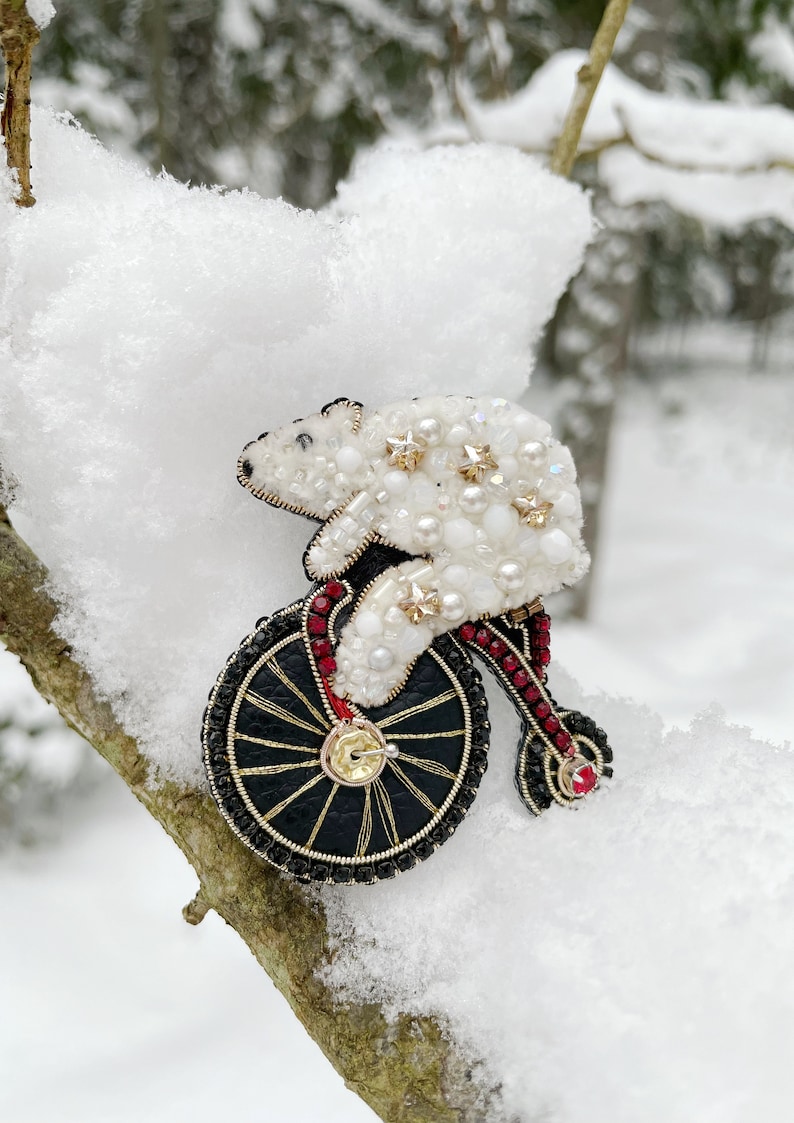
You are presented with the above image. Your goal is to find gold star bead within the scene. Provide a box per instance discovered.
[512,491,554,528]
[386,431,425,472]
[398,582,441,624]
[457,443,499,482]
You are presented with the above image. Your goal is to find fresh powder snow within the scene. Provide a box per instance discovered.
[2,107,793,1123]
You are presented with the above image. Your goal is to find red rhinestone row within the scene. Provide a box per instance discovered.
[308,580,345,678]
[458,619,573,755]
[529,612,552,678]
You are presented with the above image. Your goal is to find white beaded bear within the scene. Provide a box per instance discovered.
[238,395,588,707]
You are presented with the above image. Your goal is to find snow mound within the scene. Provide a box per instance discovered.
[0,109,591,783]
[322,683,794,1122]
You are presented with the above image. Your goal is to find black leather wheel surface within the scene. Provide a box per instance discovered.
[203,607,490,884]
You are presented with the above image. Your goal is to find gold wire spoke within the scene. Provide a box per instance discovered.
[260,772,327,823]
[243,689,326,737]
[234,734,319,754]
[266,655,330,729]
[386,760,439,815]
[394,752,458,781]
[305,782,340,848]
[388,729,466,740]
[238,760,322,777]
[377,689,459,729]
[356,787,373,857]
[372,778,400,847]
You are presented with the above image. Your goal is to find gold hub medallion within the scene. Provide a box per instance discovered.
[321,718,390,786]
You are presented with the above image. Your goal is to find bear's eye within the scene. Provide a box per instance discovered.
[295,432,313,450]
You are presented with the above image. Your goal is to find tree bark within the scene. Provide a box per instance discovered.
[0,500,502,1123]
[1,1,40,206]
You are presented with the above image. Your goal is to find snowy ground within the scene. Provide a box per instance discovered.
[1,323,791,1121]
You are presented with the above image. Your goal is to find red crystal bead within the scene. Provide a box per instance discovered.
[502,654,519,673]
[318,656,337,677]
[536,649,551,665]
[572,763,598,795]
[312,595,332,615]
[555,730,573,751]
[311,639,332,658]
[544,716,560,733]
[513,669,530,688]
[459,623,477,642]
[532,632,550,648]
[476,628,492,648]
[535,614,551,632]
[307,615,327,635]
[325,581,344,600]
[534,701,551,719]
[489,639,507,659]
[524,684,541,703]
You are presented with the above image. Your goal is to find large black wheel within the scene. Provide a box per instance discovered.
[203,603,490,884]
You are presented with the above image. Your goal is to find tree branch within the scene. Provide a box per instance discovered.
[0,498,501,1121]
[1,1,40,207]
[549,0,634,178]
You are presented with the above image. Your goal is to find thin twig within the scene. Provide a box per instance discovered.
[1,1,41,207]
[549,0,634,178]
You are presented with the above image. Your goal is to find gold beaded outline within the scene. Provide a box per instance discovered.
[204,617,478,872]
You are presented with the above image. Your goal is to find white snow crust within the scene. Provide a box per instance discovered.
[24,0,55,30]
[422,50,794,231]
[322,685,794,1122]
[0,109,591,784]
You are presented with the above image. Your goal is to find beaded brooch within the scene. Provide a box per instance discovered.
[203,395,613,884]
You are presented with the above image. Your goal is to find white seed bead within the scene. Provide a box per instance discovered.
[384,470,410,494]
[414,514,444,549]
[553,491,576,517]
[369,646,394,671]
[416,417,442,445]
[495,560,525,591]
[355,610,383,638]
[444,517,476,549]
[440,592,467,622]
[482,505,515,540]
[336,445,364,474]
[540,529,573,564]
[443,563,470,588]
[459,484,488,516]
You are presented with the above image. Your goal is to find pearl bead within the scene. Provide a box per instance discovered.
[416,417,442,446]
[520,441,548,469]
[540,529,573,564]
[459,485,488,516]
[369,646,394,671]
[413,514,443,549]
[495,560,525,591]
[440,592,467,622]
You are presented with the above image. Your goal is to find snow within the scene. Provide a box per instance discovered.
[750,13,794,85]
[0,110,590,785]
[2,104,793,1123]
[0,773,378,1123]
[423,50,794,231]
[24,0,55,30]
[2,326,792,1121]
[318,336,794,1122]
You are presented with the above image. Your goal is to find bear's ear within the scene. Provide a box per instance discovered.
[321,397,363,434]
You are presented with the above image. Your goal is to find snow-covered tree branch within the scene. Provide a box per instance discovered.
[0,498,501,1123]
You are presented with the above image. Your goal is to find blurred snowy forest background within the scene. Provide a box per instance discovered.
[2,2,793,1120]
